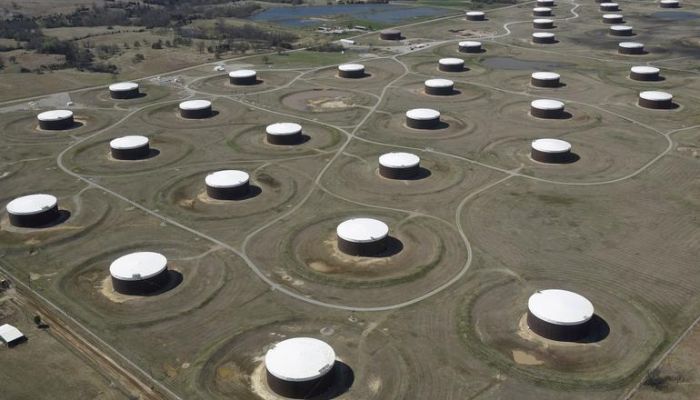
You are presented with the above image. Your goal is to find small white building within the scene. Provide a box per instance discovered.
[0,324,25,347]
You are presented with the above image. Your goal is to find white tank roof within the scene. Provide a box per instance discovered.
[110,135,149,150]
[425,78,454,88]
[439,57,465,65]
[109,82,139,92]
[381,28,400,34]
[379,152,420,168]
[406,108,440,120]
[338,63,365,72]
[531,99,565,110]
[600,2,619,6]
[640,91,672,101]
[265,337,336,382]
[6,194,57,216]
[37,110,73,122]
[109,251,167,281]
[610,25,632,31]
[619,41,644,48]
[531,138,572,153]
[336,218,389,243]
[533,7,552,11]
[466,11,485,16]
[179,100,211,110]
[660,0,678,3]
[459,40,482,47]
[531,72,560,80]
[533,18,554,23]
[603,13,623,18]
[536,0,553,3]
[205,170,250,188]
[266,122,302,136]
[228,69,256,78]
[528,289,594,326]
[532,32,555,38]
[631,66,659,74]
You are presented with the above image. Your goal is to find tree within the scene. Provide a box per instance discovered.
[0,56,4,70]
[34,315,49,329]
[132,53,145,63]
[133,40,141,48]
[151,39,163,49]
[196,41,205,54]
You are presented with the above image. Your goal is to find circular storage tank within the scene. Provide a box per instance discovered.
[599,2,620,11]
[266,122,303,145]
[205,170,251,200]
[531,138,573,163]
[6,194,60,228]
[630,66,660,81]
[466,11,485,21]
[536,0,555,7]
[337,63,365,78]
[229,69,257,85]
[531,72,561,88]
[379,152,421,179]
[110,135,150,160]
[179,100,212,119]
[438,57,465,72]
[602,13,624,23]
[458,40,483,53]
[109,82,140,99]
[336,218,389,256]
[424,78,455,95]
[659,0,679,7]
[533,18,555,29]
[380,29,401,40]
[530,99,565,118]
[265,337,336,399]
[405,108,441,129]
[618,41,644,55]
[638,91,673,109]
[37,110,74,130]
[532,32,556,44]
[109,252,169,295]
[533,7,553,16]
[527,289,595,341]
[609,25,633,36]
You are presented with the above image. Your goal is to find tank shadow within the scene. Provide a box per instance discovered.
[308,361,355,400]
[402,167,432,181]
[366,236,403,258]
[143,270,183,297]
[576,314,610,343]
[30,210,71,228]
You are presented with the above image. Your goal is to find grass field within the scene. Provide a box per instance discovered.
[1,0,699,399]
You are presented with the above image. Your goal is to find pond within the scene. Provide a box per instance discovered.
[249,4,450,26]
[481,57,573,71]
